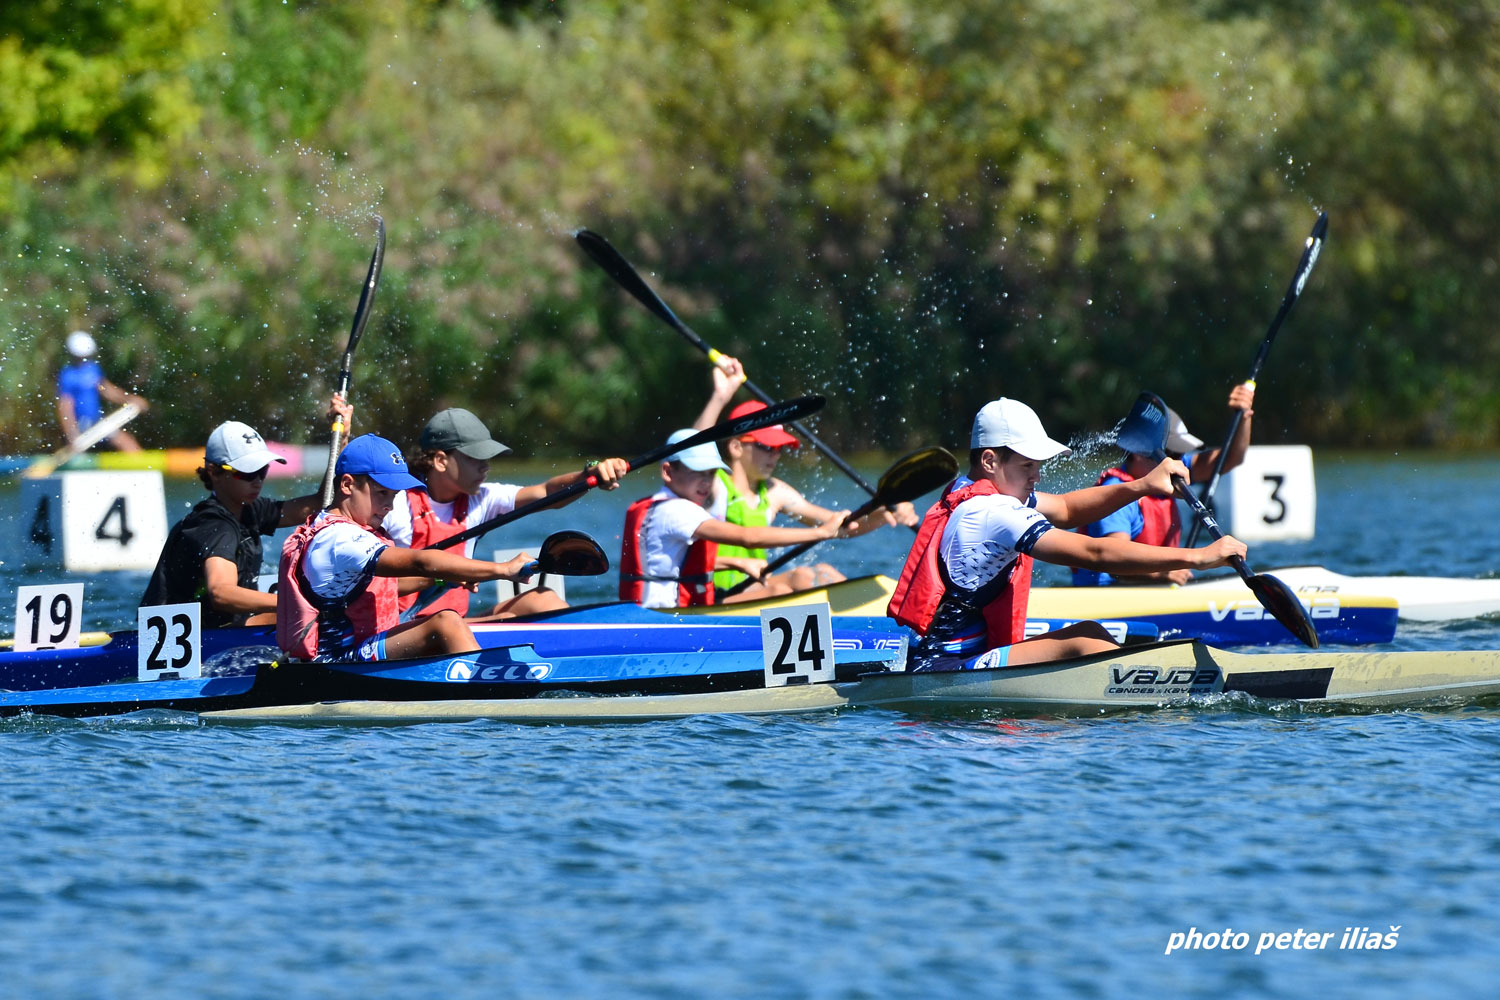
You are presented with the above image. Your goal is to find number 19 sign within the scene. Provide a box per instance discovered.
[13,583,85,652]
[137,603,202,681]
[760,603,835,687]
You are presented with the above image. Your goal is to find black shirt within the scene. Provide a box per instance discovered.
[141,495,286,628]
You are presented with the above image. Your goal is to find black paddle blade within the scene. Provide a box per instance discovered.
[537,530,610,576]
[1246,572,1320,648]
[345,216,386,359]
[1117,391,1170,457]
[575,229,690,335]
[876,447,959,506]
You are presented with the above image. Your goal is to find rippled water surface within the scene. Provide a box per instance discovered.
[3,453,1499,997]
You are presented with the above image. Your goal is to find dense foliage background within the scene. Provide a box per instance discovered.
[3,0,1498,455]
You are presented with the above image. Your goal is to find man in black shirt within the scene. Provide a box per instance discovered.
[141,404,348,627]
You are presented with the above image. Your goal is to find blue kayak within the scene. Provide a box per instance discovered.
[0,638,902,719]
[0,607,910,695]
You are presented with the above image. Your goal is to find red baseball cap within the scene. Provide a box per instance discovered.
[729,400,800,449]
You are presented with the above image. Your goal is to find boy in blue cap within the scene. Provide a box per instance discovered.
[278,434,536,662]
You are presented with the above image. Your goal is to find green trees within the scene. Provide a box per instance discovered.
[3,0,1498,454]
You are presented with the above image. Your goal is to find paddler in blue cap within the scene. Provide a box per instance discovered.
[1072,384,1255,586]
[277,433,537,662]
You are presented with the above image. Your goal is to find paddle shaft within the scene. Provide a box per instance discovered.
[1185,212,1327,546]
[574,230,890,506]
[319,216,386,508]
[25,403,142,478]
[425,395,826,552]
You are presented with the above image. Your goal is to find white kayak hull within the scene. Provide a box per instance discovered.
[1236,565,1500,621]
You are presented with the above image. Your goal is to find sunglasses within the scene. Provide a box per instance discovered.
[745,441,783,455]
[220,464,270,482]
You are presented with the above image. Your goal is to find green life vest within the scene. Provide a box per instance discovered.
[713,468,771,591]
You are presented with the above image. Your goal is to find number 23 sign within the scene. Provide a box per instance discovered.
[137,603,202,681]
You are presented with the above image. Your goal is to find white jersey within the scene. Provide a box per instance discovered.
[302,513,389,602]
[937,476,1052,590]
[382,482,523,558]
[638,487,713,609]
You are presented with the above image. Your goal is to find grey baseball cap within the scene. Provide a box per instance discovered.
[420,408,511,460]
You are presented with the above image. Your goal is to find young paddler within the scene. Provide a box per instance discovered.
[691,357,918,598]
[381,408,629,618]
[889,398,1248,671]
[277,434,535,661]
[140,396,350,628]
[619,429,848,609]
[1072,384,1255,585]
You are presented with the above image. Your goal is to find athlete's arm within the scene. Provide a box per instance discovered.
[1036,457,1188,528]
[202,556,276,615]
[1031,529,1244,577]
[693,510,846,548]
[372,545,533,584]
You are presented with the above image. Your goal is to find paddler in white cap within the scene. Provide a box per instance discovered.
[888,397,1247,671]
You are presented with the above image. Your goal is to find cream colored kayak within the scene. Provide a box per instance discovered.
[669,575,1399,645]
[202,640,1500,723]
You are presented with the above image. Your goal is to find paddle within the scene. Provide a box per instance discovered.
[718,446,959,600]
[410,529,610,614]
[318,216,386,508]
[423,394,828,552]
[21,402,142,479]
[1120,391,1318,648]
[1183,211,1328,547]
[574,229,895,512]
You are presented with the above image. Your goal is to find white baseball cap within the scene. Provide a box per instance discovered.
[662,428,729,472]
[970,398,1072,461]
[206,421,288,472]
[1163,406,1205,454]
[66,331,97,358]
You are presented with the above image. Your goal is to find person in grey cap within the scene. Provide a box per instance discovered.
[619,428,849,609]
[382,407,630,619]
[140,396,352,628]
[1073,383,1255,586]
[888,398,1247,671]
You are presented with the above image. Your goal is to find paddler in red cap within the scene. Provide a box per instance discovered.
[691,358,919,598]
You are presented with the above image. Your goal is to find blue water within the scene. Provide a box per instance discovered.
[3,452,1499,997]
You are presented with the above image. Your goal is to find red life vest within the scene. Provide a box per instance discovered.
[277,511,401,660]
[1093,467,1180,547]
[887,478,1033,648]
[397,488,472,618]
[619,495,718,607]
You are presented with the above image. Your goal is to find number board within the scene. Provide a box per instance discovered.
[1217,445,1316,543]
[12,583,86,651]
[760,602,835,687]
[19,471,168,572]
[137,602,202,681]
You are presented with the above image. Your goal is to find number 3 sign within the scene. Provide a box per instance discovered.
[137,603,202,681]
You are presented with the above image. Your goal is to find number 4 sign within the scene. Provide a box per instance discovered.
[760,603,835,687]
[137,603,202,681]
[13,583,85,651]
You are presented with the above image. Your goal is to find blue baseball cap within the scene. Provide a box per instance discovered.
[335,434,426,491]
